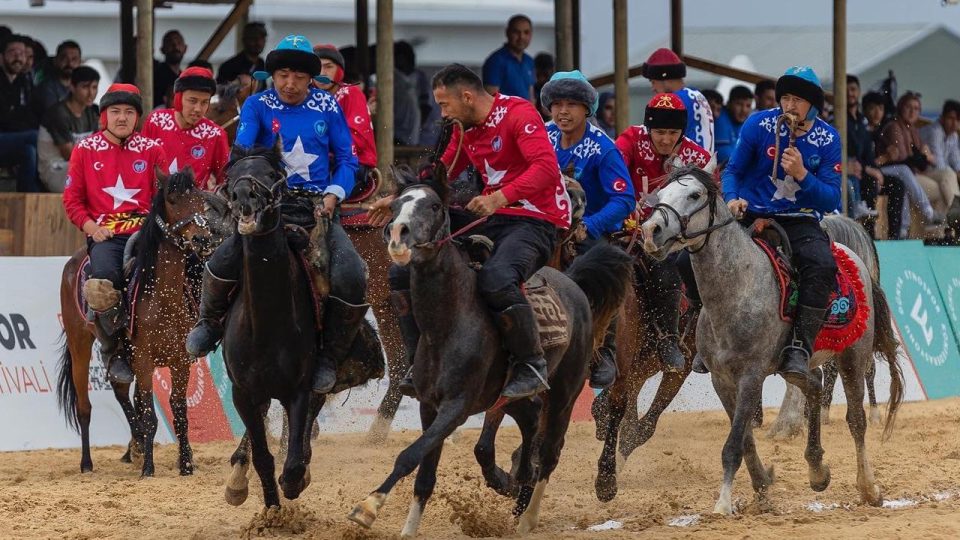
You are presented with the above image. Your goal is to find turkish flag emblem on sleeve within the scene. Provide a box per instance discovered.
[272,118,281,134]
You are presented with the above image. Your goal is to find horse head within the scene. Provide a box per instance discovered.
[640,166,731,260]
[158,167,215,257]
[224,140,287,235]
[384,163,450,266]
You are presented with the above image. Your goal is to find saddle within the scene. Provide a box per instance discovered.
[341,168,383,229]
[750,219,870,352]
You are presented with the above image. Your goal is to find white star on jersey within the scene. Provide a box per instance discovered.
[102,175,142,210]
[483,159,507,186]
[282,136,320,183]
[168,157,180,174]
[771,175,802,202]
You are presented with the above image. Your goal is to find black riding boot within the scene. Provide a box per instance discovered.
[649,288,686,373]
[779,305,827,392]
[590,315,619,389]
[497,304,551,400]
[91,304,134,385]
[391,290,421,398]
[185,265,236,358]
[313,296,369,394]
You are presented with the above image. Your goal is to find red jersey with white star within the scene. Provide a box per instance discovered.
[442,94,570,228]
[141,109,230,189]
[63,131,169,235]
[334,84,377,168]
[615,124,713,197]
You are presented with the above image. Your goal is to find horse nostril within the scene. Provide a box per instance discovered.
[653,224,662,236]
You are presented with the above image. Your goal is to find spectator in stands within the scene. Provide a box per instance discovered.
[641,48,714,153]
[533,52,554,119]
[0,34,42,192]
[36,40,82,111]
[217,22,266,85]
[754,79,776,110]
[595,91,616,139]
[38,66,99,192]
[393,40,422,145]
[714,85,752,165]
[153,30,187,109]
[701,88,723,123]
[877,92,951,236]
[862,91,887,136]
[482,14,535,101]
[920,99,960,227]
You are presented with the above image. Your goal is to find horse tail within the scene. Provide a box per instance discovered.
[821,214,879,282]
[871,281,903,441]
[565,243,634,349]
[56,331,80,432]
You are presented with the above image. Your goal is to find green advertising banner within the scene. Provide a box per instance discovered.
[875,241,960,399]
[926,247,960,352]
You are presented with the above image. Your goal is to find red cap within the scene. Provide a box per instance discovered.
[641,48,686,80]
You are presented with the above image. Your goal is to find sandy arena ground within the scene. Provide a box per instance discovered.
[2,397,959,539]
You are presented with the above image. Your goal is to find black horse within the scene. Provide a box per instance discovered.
[348,165,633,536]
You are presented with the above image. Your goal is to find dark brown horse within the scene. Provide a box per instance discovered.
[57,169,213,475]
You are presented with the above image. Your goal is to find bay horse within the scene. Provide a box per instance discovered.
[347,165,633,536]
[57,169,213,475]
[641,167,903,514]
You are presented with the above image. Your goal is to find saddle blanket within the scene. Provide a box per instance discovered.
[524,274,570,349]
[754,240,870,352]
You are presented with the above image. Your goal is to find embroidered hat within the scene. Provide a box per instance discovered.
[254,34,324,81]
[540,70,599,116]
[641,48,686,81]
[644,92,687,130]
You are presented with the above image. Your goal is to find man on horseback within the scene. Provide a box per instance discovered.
[313,44,378,198]
[540,70,634,387]
[370,63,570,400]
[719,66,841,390]
[186,34,366,394]
[63,83,168,384]
[616,93,713,372]
[141,66,229,190]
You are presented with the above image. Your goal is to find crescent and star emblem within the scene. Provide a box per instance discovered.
[94,161,104,171]
[524,123,536,134]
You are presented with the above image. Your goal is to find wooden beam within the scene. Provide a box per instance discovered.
[119,0,135,84]
[375,0,394,192]
[135,0,153,109]
[554,0,574,72]
[834,0,848,214]
[356,0,370,84]
[571,0,580,69]
[234,0,249,54]
[670,0,682,55]
[613,0,628,134]
[195,0,253,62]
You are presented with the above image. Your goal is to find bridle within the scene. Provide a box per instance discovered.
[390,184,490,250]
[226,155,287,234]
[154,211,209,253]
[650,181,735,253]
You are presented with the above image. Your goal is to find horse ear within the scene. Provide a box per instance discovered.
[431,162,450,205]
[390,165,415,194]
[272,135,284,164]
[155,166,168,191]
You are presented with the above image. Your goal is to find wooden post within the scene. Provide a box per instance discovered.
[119,0,135,84]
[670,0,682,55]
[375,0,394,192]
[554,0,574,72]
[571,0,580,70]
[234,0,250,55]
[356,0,370,85]
[834,0,848,214]
[613,0,629,134]
[135,0,153,109]
[196,0,254,62]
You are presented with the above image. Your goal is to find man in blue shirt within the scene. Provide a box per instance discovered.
[714,85,754,165]
[187,35,366,395]
[541,70,634,388]
[482,14,536,102]
[641,48,714,153]
[716,66,841,391]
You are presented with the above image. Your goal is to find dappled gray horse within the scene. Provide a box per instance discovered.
[640,167,903,514]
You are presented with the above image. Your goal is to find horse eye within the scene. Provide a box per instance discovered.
[688,192,702,201]
[431,203,441,211]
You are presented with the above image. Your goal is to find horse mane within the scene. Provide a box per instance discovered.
[391,162,450,203]
[227,144,283,173]
[135,169,196,288]
[663,165,720,198]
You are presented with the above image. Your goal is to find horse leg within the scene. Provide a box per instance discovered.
[595,379,627,503]
[800,364,830,492]
[400,403,444,539]
[233,392,280,508]
[349,400,465,529]
[591,388,610,441]
[711,374,762,515]
[299,393,326,492]
[865,361,881,426]
[133,371,158,478]
[474,409,513,496]
[839,351,882,506]
[619,365,687,461]
[820,360,840,425]
[70,337,95,473]
[767,384,806,440]
[279,390,311,500]
[225,431,252,506]
[112,382,139,463]
[170,366,194,476]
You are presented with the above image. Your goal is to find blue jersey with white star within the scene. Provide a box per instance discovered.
[721,108,841,220]
[546,121,635,238]
[235,88,359,199]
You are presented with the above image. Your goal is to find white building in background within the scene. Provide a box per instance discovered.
[0,0,555,77]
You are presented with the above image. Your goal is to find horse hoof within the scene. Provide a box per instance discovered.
[180,462,194,476]
[224,485,249,506]
[595,474,618,503]
[810,465,831,492]
[348,493,387,529]
[712,501,734,515]
[120,450,132,463]
[516,514,538,535]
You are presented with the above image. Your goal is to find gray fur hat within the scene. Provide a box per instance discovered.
[540,70,599,116]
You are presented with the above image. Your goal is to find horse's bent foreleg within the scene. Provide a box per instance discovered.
[279,390,311,501]
[349,400,466,530]
[475,409,513,496]
[839,352,882,506]
[233,392,280,508]
[170,366,194,476]
[620,365,689,460]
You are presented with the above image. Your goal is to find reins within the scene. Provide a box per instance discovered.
[651,184,735,253]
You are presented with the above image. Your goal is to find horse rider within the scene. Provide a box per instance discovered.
[313,44,378,199]
[63,84,169,384]
[641,48,715,154]
[709,66,842,390]
[540,70,634,388]
[616,93,713,373]
[141,66,230,190]
[186,34,366,395]
[369,63,571,400]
